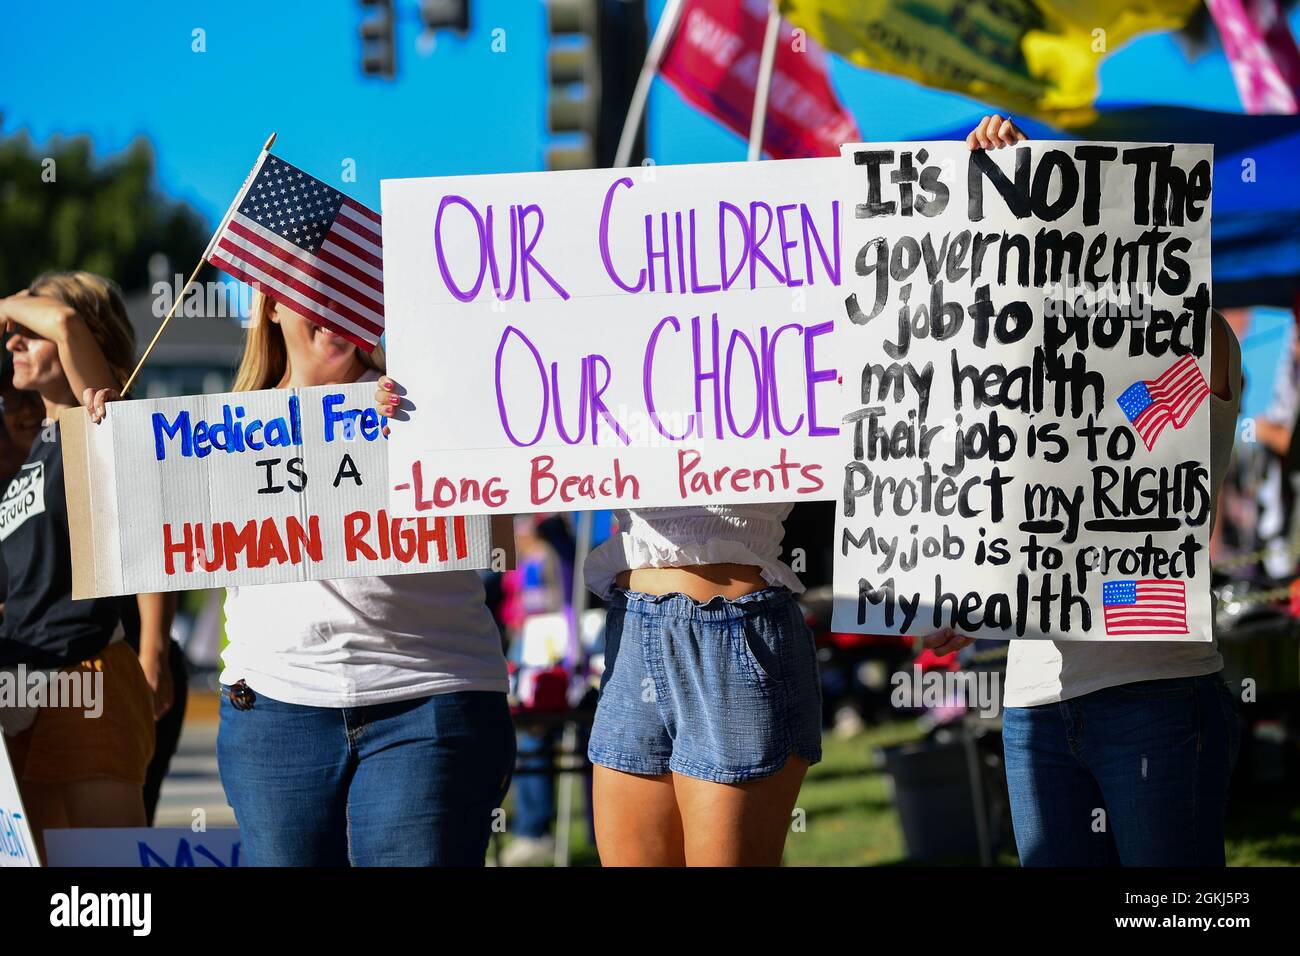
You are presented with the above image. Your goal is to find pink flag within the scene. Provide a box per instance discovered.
[1207,0,1300,113]
[658,0,860,159]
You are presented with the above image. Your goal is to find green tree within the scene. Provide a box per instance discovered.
[0,119,210,294]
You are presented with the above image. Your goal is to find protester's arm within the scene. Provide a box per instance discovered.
[137,591,177,720]
[0,292,122,400]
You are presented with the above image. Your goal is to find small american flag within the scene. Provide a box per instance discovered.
[1101,579,1188,636]
[1115,354,1210,451]
[206,153,383,351]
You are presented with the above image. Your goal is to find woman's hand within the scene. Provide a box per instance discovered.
[966,113,1027,150]
[375,375,403,436]
[921,627,975,656]
[83,386,122,424]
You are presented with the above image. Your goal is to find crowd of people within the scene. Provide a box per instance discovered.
[0,117,1254,867]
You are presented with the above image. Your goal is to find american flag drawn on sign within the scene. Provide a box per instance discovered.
[1115,354,1210,451]
[205,152,384,351]
[1101,579,1189,637]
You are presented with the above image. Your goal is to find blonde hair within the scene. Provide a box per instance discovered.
[232,290,384,392]
[29,271,136,387]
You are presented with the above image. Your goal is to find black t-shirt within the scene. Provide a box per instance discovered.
[0,425,120,667]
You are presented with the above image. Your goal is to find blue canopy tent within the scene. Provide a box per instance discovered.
[919,106,1300,309]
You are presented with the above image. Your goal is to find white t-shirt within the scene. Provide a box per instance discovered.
[1004,316,1242,707]
[219,371,507,707]
[584,504,802,599]
[221,570,507,707]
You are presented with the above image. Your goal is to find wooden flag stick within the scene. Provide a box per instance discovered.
[120,132,278,398]
[747,1,781,162]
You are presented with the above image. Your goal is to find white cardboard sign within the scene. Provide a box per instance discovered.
[62,382,495,598]
[0,743,37,868]
[43,827,242,867]
[380,159,850,516]
[830,141,1215,641]
[0,739,38,867]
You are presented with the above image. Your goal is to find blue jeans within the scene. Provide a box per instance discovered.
[1003,673,1241,866]
[218,687,515,866]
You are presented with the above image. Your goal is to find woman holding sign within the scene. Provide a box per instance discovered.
[929,115,1244,867]
[377,378,822,866]
[92,292,514,867]
[1,272,162,859]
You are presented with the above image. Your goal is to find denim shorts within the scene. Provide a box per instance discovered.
[588,586,822,784]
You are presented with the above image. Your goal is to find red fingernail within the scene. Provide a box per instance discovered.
[383,381,393,391]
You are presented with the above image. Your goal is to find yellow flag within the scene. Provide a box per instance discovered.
[778,0,1201,126]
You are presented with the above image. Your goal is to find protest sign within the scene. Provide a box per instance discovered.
[0,741,38,867]
[831,141,1215,641]
[61,382,497,598]
[44,827,241,867]
[380,159,848,516]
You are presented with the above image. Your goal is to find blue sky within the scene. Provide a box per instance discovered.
[0,0,1278,225]
[0,0,1293,410]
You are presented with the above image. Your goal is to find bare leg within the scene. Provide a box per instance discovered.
[17,780,68,865]
[592,766,685,866]
[674,756,808,866]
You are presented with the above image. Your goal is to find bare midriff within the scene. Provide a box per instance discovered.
[615,563,769,603]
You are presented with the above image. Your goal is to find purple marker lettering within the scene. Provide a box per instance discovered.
[587,354,630,446]
[724,328,763,439]
[436,195,487,302]
[692,313,723,439]
[517,204,570,302]
[801,201,841,286]
[600,177,645,293]
[766,323,805,437]
[643,316,694,441]
[485,203,519,300]
[719,202,749,291]
[748,201,785,287]
[688,208,720,294]
[495,326,549,446]
[646,212,671,293]
[550,358,589,445]
[804,319,839,437]
[776,203,802,288]
[674,211,687,295]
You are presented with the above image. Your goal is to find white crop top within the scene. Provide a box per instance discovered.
[583,504,803,599]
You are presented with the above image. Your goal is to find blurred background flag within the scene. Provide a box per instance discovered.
[776,0,1204,126]
[205,152,384,351]
[1207,0,1300,112]
[656,0,860,158]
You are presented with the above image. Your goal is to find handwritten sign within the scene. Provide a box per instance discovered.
[831,141,1215,641]
[380,159,849,516]
[61,382,494,598]
[0,741,37,867]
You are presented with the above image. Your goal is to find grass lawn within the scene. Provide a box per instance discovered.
[503,719,1299,867]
